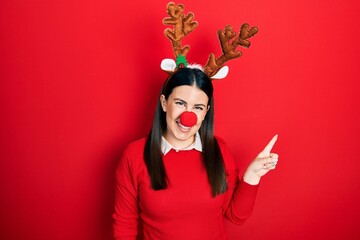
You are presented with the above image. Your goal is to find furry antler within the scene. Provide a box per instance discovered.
[203,24,258,77]
[162,2,198,58]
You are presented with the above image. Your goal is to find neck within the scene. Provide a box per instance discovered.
[173,139,195,150]
[163,133,195,149]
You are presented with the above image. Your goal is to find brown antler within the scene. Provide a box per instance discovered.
[203,24,258,77]
[163,2,198,58]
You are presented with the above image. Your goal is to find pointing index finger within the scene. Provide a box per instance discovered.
[262,134,278,156]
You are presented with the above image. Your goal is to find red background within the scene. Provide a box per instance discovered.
[1,0,360,239]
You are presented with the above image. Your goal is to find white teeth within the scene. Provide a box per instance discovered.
[177,121,190,130]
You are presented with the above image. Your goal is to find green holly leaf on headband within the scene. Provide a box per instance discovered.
[176,54,188,68]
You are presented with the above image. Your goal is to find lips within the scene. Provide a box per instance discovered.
[176,120,191,132]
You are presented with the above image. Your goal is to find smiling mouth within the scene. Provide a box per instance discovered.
[176,120,191,132]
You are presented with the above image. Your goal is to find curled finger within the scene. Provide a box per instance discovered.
[264,159,278,170]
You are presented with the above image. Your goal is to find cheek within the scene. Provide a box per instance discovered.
[195,112,207,124]
[166,106,182,121]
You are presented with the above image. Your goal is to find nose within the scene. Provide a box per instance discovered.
[179,111,197,127]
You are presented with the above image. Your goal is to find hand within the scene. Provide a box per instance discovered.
[243,135,279,185]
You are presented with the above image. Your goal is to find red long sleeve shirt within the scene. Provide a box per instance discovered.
[113,137,259,240]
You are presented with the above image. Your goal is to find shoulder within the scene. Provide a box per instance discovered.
[124,137,147,154]
[116,137,148,189]
[215,135,227,146]
[119,137,147,168]
[214,135,231,153]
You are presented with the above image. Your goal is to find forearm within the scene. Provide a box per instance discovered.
[224,178,259,224]
[243,169,261,185]
[113,209,139,239]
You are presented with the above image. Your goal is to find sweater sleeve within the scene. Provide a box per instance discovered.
[220,140,259,225]
[113,146,140,240]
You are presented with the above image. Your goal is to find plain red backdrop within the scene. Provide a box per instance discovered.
[1,0,359,239]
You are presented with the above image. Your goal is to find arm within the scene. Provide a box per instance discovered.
[113,147,140,240]
[222,162,259,225]
[222,135,279,224]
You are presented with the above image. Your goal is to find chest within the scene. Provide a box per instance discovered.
[138,150,223,219]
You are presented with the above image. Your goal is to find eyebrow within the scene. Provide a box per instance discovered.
[174,98,207,107]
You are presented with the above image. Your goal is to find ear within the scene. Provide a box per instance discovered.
[161,59,176,72]
[160,95,167,112]
[210,66,229,79]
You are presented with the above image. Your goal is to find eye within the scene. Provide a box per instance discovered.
[193,105,205,112]
[175,101,186,107]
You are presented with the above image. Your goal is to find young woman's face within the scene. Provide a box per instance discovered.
[161,85,209,148]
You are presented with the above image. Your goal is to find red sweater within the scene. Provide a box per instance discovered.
[113,137,259,240]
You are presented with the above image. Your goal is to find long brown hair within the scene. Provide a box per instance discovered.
[144,68,227,196]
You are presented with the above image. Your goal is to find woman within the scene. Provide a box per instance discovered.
[113,68,278,240]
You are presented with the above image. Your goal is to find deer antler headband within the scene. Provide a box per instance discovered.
[160,2,259,79]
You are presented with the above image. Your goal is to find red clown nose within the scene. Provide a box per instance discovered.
[179,111,197,127]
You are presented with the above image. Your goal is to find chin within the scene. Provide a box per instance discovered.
[173,131,194,141]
